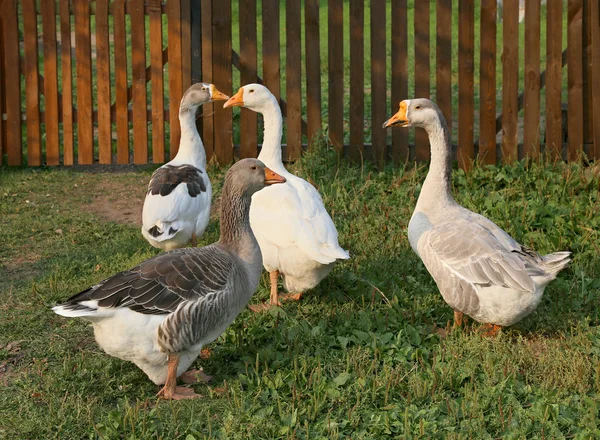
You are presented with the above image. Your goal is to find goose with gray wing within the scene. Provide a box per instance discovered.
[383,99,571,334]
[53,159,286,400]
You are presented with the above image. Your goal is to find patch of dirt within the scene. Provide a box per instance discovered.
[0,341,25,385]
[86,176,148,225]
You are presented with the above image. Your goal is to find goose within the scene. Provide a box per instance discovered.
[383,99,571,335]
[223,84,350,310]
[53,159,286,400]
[141,83,229,251]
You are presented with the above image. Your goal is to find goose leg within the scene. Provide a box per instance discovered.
[453,310,464,329]
[157,354,201,400]
[191,233,198,247]
[480,323,502,337]
[249,270,282,312]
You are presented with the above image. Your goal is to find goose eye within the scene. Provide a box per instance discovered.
[202,87,206,91]
[249,89,255,93]
[415,105,421,109]
[251,166,257,170]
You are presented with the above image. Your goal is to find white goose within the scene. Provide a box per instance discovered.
[383,99,571,334]
[141,83,229,251]
[224,84,350,310]
[53,159,286,400]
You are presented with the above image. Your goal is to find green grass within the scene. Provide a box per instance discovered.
[1,145,600,438]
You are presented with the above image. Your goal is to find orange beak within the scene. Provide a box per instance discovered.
[383,101,409,128]
[209,84,229,101]
[264,167,286,185]
[223,88,244,108]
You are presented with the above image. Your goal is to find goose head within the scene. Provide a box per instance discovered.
[382,99,441,130]
[179,83,229,115]
[223,84,275,112]
[226,158,286,197]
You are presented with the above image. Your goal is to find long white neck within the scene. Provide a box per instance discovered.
[174,109,206,168]
[415,117,456,213]
[256,95,286,174]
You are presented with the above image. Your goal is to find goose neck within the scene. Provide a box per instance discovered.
[218,185,256,256]
[256,96,284,171]
[175,109,206,167]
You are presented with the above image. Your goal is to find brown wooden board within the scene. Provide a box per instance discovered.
[113,0,129,164]
[181,0,192,91]
[349,0,364,162]
[286,0,302,160]
[23,0,42,166]
[479,0,497,164]
[262,0,280,102]
[545,0,563,159]
[458,0,474,169]
[212,0,233,163]
[328,0,343,153]
[168,0,183,158]
[502,0,519,163]
[591,0,600,159]
[370,0,386,166]
[582,0,593,155]
[523,0,541,159]
[239,0,258,159]
[131,0,148,164]
[0,18,4,164]
[305,0,322,147]
[59,0,73,165]
[436,0,452,147]
[2,0,21,165]
[567,0,584,161]
[74,0,94,164]
[96,0,112,164]
[201,0,214,160]
[391,0,408,163]
[41,0,60,165]
[149,0,165,164]
[414,0,430,162]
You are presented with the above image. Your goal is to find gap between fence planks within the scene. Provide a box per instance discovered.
[349,0,364,163]
[436,0,452,154]
[286,0,302,161]
[414,0,430,162]
[371,0,386,166]
[502,0,519,164]
[305,0,322,147]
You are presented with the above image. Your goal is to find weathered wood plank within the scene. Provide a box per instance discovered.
[239,0,258,159]
[436,0,452,148]
[0,17,4,164]
[23,0,42,165]
[306,0,322,147]
[590,0,600,159]
[113,0,129,164]
[545,0,563,159]
[74,0,94,164]
[567,0,584,161]
[391,0,408,163]
[286,0,302,160]
[96,0,112,164]
[479,0,496,164]
[414,0,430,162]
[59,0,73,165]
[168,0,183,158]
[201,0,214,160]
[41,0,60,165]
[181,0,192,91]
[349,0,364,162]
[212,0,233,163]
[2,0,21,165]
[458,0,474,169]
[502,0,519,163]
[262,0,280,102]
[149,0,165,163]
[371,0,386,165]
[131,0,148,164]
[523,0,540,159]
[328,0,343,153]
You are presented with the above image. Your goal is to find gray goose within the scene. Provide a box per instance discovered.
[383,99,571,335]
[53,159,286,400]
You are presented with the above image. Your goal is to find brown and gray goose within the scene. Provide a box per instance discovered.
[383,99,571,335]
[53,159,286,400]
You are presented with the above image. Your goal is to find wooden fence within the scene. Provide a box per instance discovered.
[0,0,599,167]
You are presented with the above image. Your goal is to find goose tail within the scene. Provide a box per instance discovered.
[144,220,179,243]
[542,251,571,276]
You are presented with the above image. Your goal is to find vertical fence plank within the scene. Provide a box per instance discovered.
[59,0,73,165]
[96,0,112,164]
[414,0,430,162]
[568,0,584,161]
[370,0,386,166]
[436,0,452,146]
[582,0,593,157]
[212,0,233,163]
[131,0,148,164]
[306,0,322,146]
[201,0,214,160]
[239,0,258,159]
[591,0,600,159]
[458,0,474,169]
[74,0,93,164]
[263,0,280,103]
[168,0,183,158]
[545,0,563,159]
[0,17,4,165]
[149,0,165,163]
[523,0,540,159]
[190,0,203,142]
[479,0,497,164]
[22,0,41,166]
[181,0,192,91]
[349,0,364,162]
[113,0,129,164]
[328,0,343,153]
[286,0,302,160]
[501,0,519,163]
[41,0,60,165]
[2,0,21,165]
[391,0,408,163]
